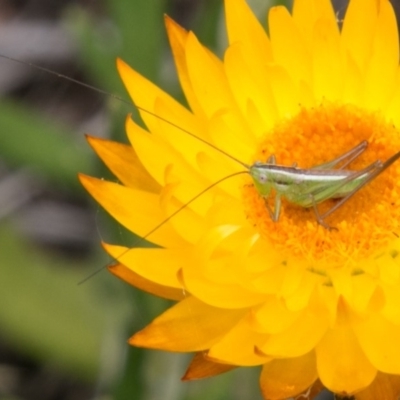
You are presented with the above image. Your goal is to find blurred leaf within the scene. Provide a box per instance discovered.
[0,100,94,190]
[105,0,167,80]
[189,2,223,52]
[66,0,167,96]
[0,224,129,381]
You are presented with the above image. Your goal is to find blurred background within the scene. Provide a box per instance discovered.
[0,0,395,399]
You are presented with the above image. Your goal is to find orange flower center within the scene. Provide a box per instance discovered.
[243,103,400,267]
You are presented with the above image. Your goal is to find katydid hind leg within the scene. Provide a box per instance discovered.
[313,161,382,225]
[318,150,400,224]
[288,160,381,210]
[311,197,337,230]
[313,141,368,170]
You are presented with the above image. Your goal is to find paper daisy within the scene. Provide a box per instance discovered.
[80,0,400,398]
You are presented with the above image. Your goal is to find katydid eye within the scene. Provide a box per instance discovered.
[259,174,267,183]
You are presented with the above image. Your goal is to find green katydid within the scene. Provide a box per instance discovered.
[131,109,400,230]
[7,54,399,286]
[171,135,400,230]
[2,54,398,230]
[249,141,400,229]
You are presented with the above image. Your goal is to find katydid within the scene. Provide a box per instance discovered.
[5,55,400,287]
[249,141,400,229]
[134,115,400,229]
[2,54,399,230]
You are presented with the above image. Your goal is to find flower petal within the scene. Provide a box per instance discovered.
[269,6,311,88]
[258,300,328,358]
[311,16,342,101]
[292,0,337,44]
[185,32,232,116]
[260,351,318,400]
[208,317,271,366]
[79,174,185,247]
[125,116,204,191]
[86,135,159,192]
[109,263,184,301]
[356,372,400,400]
[117,58,198,140]
[225,0,272,63]
[249,297,302,334]
[104,243,188,289]
[352,311,400,374]
[386,67,400,125]
[265,64,299,117]
[341,0,378,74]
[129,296,245,351]
[182,352,236,380]
[316,314,377,393]
[165,15,207,120]
[363,0,399,108]
[224,42,278,134]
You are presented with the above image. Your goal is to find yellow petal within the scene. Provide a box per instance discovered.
[363,0,399,108]
[182,267,267,309]
[249,297,302,334]
[129,296,245,351]
[182,352,236,380]
[312,16,342,101]
[207,107,255,165]
[185,32,237,119]
[125,116,204,191]
[381,283,400,324]
[208,317,271,366]
[260,351,318,400]
[224,42,278,134]
[292,0,337,44]
[159,191,206,245]
[86,135,159,192]
[355,372,400,400]
[196,152,245,200]
[164,15,207,120]
[258,302,328,358]
[118,60,212,177]
[79,174,185,247]
[378,250,400,285]
[224,0,272,63]
[341,0,378,74]
[348,274,378,313]
[182,230,269,308]
[109,263,184,301]
[265,64,299,117]
[352,311,400,374]
[342,53,363,103]
[117,58,198,140]
[386,67,400,125]
[125,118,220,235]
[316,320,376,393]
[269,6,311,88]
[284,270,319,312]
[104,243,188,289]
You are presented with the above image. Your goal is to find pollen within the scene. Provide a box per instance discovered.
[243,103,400,267]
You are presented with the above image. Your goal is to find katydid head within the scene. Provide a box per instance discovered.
[249,162,274,197]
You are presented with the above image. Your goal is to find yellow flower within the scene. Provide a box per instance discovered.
[80,0,400,398]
